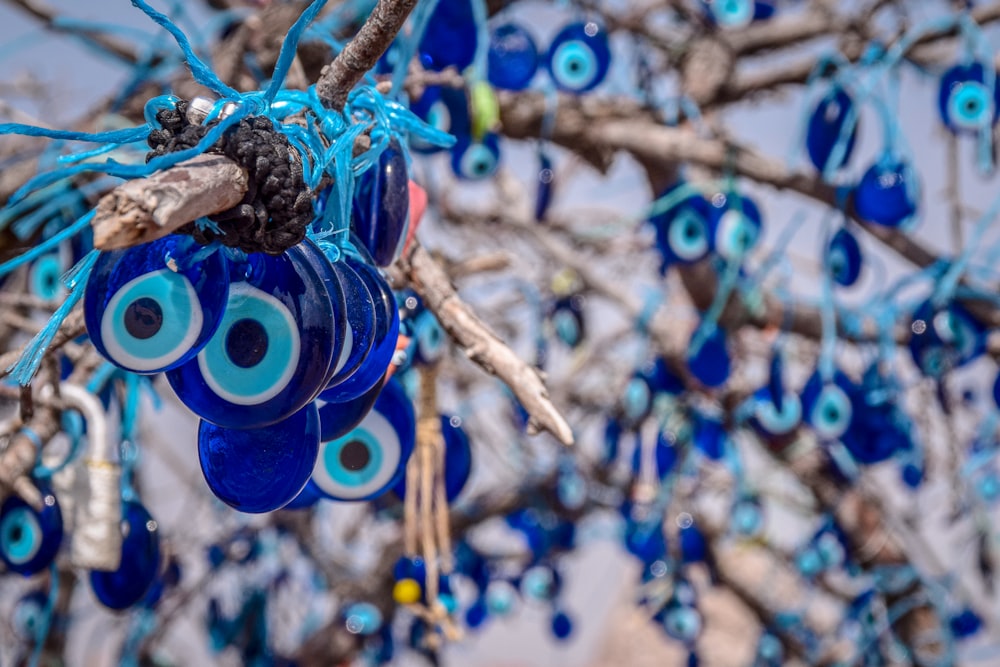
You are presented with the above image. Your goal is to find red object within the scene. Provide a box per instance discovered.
[403,180,427,256]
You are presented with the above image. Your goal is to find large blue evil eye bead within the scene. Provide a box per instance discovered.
[419,0,476,72]
[452,133,501,180]
[709,193,762,261]
[84,235,229,374]
[353,137,410,267]
[308,377,415,502]
[806,88,859,172]
[546,22,611,94]
[938,63,1000,134]
[488,23,539,91]
[0,481,63,576]
[394,415,472,503]
[90,502,160,610]
[322,258,399,402]
[828,227,862,287]
[198,402,320,513]
[166,244,336,429]
[854,160,918,228]
[410,87,471,154]
[324,261,376,389]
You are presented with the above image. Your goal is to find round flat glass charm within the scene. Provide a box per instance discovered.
[90,501,160,610]
[806,87,858,172]
[419,0,476,72]
[198,402,321,513]
[907,300,983,377]
[324,260,377,389]
[854,160,918,227]
[318,374,385,442]
[489,23,539,91]
[13,590,48,641]
[938,62,1000,134]
[546,21,611,94]
[649,182,713,273]
[687,327,730,389]
[166,243,336,429]
[394,415,472,503]
[703,0,775,28]
[0,481,62,576]
[410,87,471,154]
[353,137,410,267]
[452,133,501,180]
[709,193,762,261]
[85,235,230,374]
[800,371,857,442]
[29,247,70,302]
[322,258,399,403]
[828,227,862,287]
[308,377,415,501]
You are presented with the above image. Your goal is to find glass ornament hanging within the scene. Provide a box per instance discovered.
[545,21,612,94]
[352,137,410,267]
[0,480,63,576]
[806,87,859,173]
[488,22,539,91]
[90,501,161,610]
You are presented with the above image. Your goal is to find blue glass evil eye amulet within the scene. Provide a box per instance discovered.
[308,377,415,502]
[84,235,230,374]
[167,242,338,429]
[488,23,539,91]
[90,501,160,610]
[854,160,918,228]
[703,0,775,28]
[546,22,611,94]
[452,133,501,180]
[938,63,1000,134]
[806,87,858,173]
[827,227,862,287]
[198,402,320,513]
[0,481,63,576]
[353,137,410,267]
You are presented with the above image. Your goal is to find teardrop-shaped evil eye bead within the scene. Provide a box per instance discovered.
[687,327,730,389]
[828,227,862,287]
[324,261,377,389]
[308,377,415,501]
[546,22,611,94]
[166,243,336,429]
[938,63,1000,134]
[704,0,775,28]
[13,590,47,641]
[854,160,919,228]
[806,88,859,172]
[908,300,983,376]
[488,22,539,91]
[419,0,476,72]
[90,502,161,610]
[410,87,471,154]
[85,235,230,374]
[551,295,586,347]
[322,258,399,402]
[0,482,62,576]
[751,387,802,437]
[801,372,856,441]
[709,193,762,261]
[352,137,410,267]
[452,133,501,180]
[394,415,472,503]
[198,402,320,513]
[663,605,702,642]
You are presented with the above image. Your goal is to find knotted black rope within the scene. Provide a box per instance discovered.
[146,100,313,255]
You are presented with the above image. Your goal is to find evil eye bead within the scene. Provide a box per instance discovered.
[352,137,410,267]
[317,377,385,443]
[546,22,611,94]
[413,311,446,366]
[488,22,539,91]
[485,580,518,617]
[731,496,764,536]
[394,415,472,503]
[166,243,336,429]
[938,63,999,134]
[13,590,47,641]
[84,235,230,374]
[410,87,471,154]
[29,251,68,302]
[806,87,859,172]
[309,377,415,501]
[705,0,775,28]
[419,0,477,72]
[828,227,862,287]
[687,327,730,389]
[324,261,376,389]
[452,133,501,180]
[662,605,702,643]
[908,300,983,376]
[801,373,855,441]
[551,610,574,640]
[322,257,399,402]
[667,208,711,263]
[198,403,321,513]
[751,388,802,437]
[0,482,63,576]
[90,502,161,610]
[854,160,919,228]
[551,295,586,348]
[709,193,762,261]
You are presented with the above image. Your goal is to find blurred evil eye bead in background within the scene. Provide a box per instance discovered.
[419,0,476,72]
[545,21,611,94]
[307,377,416,502]
[90,501,160,610]
[84,234,230,374]
[452,133,501,180]
[549,295,586,348]
[806,87,859,173]
[827,227,863,287]
[938,62,1000,134]
[907,300,984,378]
[853,159,919,228]
[409,87,471,155]
[702,0,775,29]
[800,370,858,442]
[0,479,63,576]
[166,239,340,429]
[488,22,539,91]
[648,181,713,273]
[708,191,763,262]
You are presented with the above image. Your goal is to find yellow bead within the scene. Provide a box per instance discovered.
[393,578,422,605]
